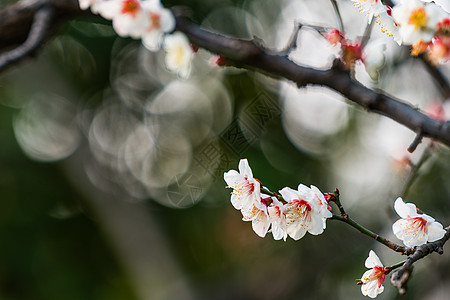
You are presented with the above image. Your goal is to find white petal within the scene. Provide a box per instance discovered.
[223,170,244,188]
[427,221,446,242]
[279,187,299,202]
[365,250,383,268]
[307,211,325,235]
[252,214,270,237]
[238,159,253,178]
[394,197,418,218]
[287,223,308,240]
[160,9,176,32]
[142,30,162,51]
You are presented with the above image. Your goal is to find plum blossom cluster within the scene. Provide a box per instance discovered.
[351,0,450,64]
[325,29,386,80]
[359,197,446,298]
[79,0,194,78]
[223,159,332,241]
[224,160,447,298]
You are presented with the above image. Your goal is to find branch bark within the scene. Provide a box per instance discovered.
[173,13,450,147]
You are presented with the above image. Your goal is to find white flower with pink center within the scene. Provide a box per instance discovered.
[279,185,323,240]
[141,0,175,51]
[308,185,332,229]
[392,197,446,247]
[267,197,287,241]
[163,32,194,78]
[224,159,261,214]
[359,250,386,298]
[392,0,447,45]
[96,0,149,38]
[241,197,271,238]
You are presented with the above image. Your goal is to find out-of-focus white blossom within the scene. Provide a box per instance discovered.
[96,0,149,38]
[362,39,387,81]
[140,0,175,51]
[392,0,447,45]
[163,32,194,78]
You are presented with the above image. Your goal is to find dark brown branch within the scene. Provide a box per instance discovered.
[390,225,450,295]
[174,15,450,147]
[419,55,450,99]
[0,5,54,72]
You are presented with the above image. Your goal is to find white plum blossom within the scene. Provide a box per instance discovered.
[96,0,149,38]
[241,196,271,238]
[224,159,261,214]
[140,0,175,51]
[267,196,288,241]
[309,185,332,229]
[279,185,323,240]
[392,0,447,45]
[359,250,386,298]
[163,31,194,78]
[392,197,446,247]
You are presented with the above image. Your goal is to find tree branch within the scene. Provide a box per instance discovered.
[390,225,450,295]
[173,14,450,148]
[0,5,54,72]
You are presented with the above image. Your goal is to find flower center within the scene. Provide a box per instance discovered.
[408,7,428,30]
[410,217,427,232]
[362,266,385,287]
[121,0,140,17]
[149,12,161,30]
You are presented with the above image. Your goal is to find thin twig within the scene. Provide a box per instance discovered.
[330,215,412,254]
[360,20,373,48]
[419,55,450,99]
[330,0,344,32]
[407,130,423,153]
[278,21,303,55]
[173,15,450,147]
[400,147,432,199]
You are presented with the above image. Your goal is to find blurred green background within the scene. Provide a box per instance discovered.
[0,0,450,299]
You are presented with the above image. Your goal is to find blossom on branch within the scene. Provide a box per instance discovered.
[392,197,446,247]
[241,195,271,238]
[267,196,288,241]
[279,185,324,240]
[96,0,149,38]
[392,0,446,45]
[140,0,175,51]
[224,159,261,213]
[163,32,194,78]
[358,250,386,298]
